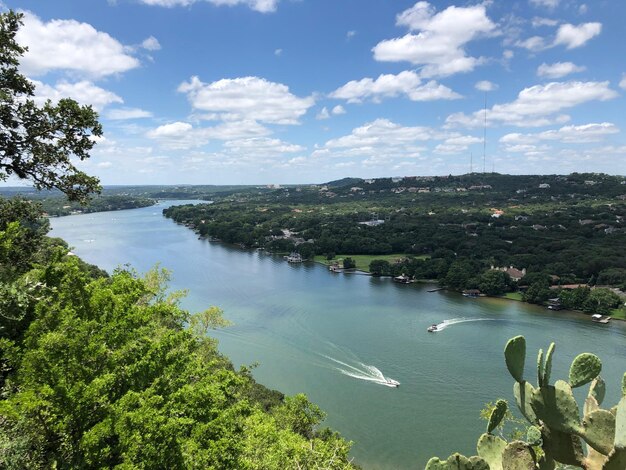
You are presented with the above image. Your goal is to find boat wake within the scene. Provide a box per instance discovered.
[323,355,399,387]
[433,317,495,331]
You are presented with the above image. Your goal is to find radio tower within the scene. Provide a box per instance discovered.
[483,93,487,174]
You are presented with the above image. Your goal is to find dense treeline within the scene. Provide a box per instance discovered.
[163,173,626,293]
[0,197,356,468]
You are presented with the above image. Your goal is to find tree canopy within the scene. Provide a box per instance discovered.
[0,11,102,201]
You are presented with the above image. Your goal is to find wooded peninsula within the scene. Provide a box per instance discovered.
[163,173,626,318]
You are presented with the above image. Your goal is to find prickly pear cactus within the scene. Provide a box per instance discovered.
[425,336,626,470]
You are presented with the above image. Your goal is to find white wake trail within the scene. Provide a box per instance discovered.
[323,355,399,387]
[435,317,496,331]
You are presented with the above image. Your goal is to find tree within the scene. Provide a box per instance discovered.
[0,11,102,201]
[582,288,622,315]
[369,259,391,276]
[478,270,511,296]
[342,257,356,269]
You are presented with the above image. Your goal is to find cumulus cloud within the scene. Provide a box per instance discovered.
[139,0,279,13]
[537,62,586,79]
[314,118,450,164]
[106,107,153,120]
[372,2,497,78]
[620,74,626,90]
[475,80,498,92]
[435,135,482,154]
[31,80,123,111]
[529,0,560,8]
[316,107,330,120]
[330,70,461,103]
[17,11,139,78]
[141,36,161,51]
[517,22,601,52]
[317,105,347,120]
[446,81,618,128]
[178,76,314,125]
[146,120,270,149]
[554,22,601,49]
[500,122,619,144]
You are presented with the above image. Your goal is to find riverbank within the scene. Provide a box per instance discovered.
[313,253,429,273]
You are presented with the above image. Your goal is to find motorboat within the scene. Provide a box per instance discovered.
[384,378,400,387]
[427,324,439,332]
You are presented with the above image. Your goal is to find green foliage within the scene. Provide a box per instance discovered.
[478,270,512,296]
[369,259,391,276]
[0,11,102,201]
[342,257,356,269]
[0,258,355,468]
[428,336,626,469]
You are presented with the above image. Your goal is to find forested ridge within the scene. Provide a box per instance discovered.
[163,173,626,313]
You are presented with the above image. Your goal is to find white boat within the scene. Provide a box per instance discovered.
[384,378,400,387]
[427,324,439,332]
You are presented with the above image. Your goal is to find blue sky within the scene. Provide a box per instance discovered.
[6,0,626,185]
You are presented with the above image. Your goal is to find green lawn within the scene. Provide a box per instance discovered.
[501,292,523,301]
[314,254,429,272]
[610,308,626,321]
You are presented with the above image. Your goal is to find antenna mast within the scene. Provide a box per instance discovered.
[483,92,487,174]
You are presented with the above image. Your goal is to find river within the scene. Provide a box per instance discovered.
[50,200,626,469]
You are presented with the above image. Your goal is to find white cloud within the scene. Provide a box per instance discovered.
[274,48,282,56]
[446,81,618,128]
[97,161,113,169]
[17,11,139,78]
[516,35,548,51]
[346,30,356,39]
[537,62,586,79]
[316,107,330,120]
[434,135,482,154]
[223,137,304,155]
[331,105,346,115]
[475,80,498,92]
[31,80,123,111]
[147,120,270,149]
[372,2,497,78]
[178,76,314,125]
[620,74,626,90]
[139,0,279,13]
[330,70,460,103]
[529,0,560,8]
[532,17,558,27]
[141,36,161,51]
[316,118,446,164]
[500,122,619,144]
[517,22,601,52]
[106,107,153,120]
[554,22,601,49]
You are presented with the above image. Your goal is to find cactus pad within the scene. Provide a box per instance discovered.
[581,409,616,455]
[569,353,602,388]
[589,377,606,406]
[488,400,508,434]
[616,396,626,449]
[514,381,538,424]
[537,349,544,387]
[505,336,526,383]
[501,441,536,469]
[603,448,626,470]
[543,342,555,386]
[530,380,581,434]
[477,433,506,470]
[425,454,489,470]
[526,426,542,446]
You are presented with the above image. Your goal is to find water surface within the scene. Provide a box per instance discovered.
[51,201,626,469]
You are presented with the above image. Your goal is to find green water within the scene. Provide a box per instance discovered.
[50,201,626,469]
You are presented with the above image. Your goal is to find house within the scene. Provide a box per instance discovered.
[285,252,303,263]
[539,183,551,189]
[393,274,411,284]
[491,265,526,282]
